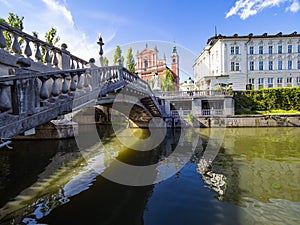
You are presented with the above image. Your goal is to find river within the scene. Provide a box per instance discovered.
[0,126,299,225]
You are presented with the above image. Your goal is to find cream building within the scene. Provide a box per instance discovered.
[194,32,300,90]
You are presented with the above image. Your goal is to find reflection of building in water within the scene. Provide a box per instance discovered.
[197,158,227,198]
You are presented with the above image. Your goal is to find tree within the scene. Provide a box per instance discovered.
[45,27,60,46]
[160,69,175,92]
[103,56,109,66]
[113,45,124,65]
[0,13,24,51]
[126,47,135,73]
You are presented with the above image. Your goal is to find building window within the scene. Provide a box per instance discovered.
[287,77,292,87]
[249,61,254,71]
[278,45,282,54]
[288,45,292,53]
[277,77,283,87]
[269,61,273,70]
[249,46,254,54]
[278,60,282,70]
[296,77,300,85]
[230,46,234,55]
[298,45,300,53]
[231,62,235,71]
[231,62,239,71]
[235,46,240,54]
[298,60,300,69]
[235,62,240,71]
[268,46,273,54]
[259,61,263,70]
[288,60,292,70]
[259,46,263,54]
[249,78,255,89]
[144,60,148,70]
[268,78,274,88]
[258,78,264,89]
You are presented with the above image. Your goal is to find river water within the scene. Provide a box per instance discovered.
[0,126,299,225]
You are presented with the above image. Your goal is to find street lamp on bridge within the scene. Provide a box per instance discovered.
[97,34,104,66]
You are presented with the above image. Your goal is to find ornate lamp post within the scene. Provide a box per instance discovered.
[97,34,104,66]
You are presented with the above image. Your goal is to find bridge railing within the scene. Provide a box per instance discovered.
[0,65,161,120]
[96,65,162,115]
[96,65,154,94]
[0,68,93,115]
[0,21,88,73]
[154,90,233,97]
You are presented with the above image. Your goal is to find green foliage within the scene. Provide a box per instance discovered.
[1,13,24,51]
[113,45,124,65]
[103,56,109,66]
[45,27,60,46]
[126,47,135,73]
[160,69,175,92]
[234,87,300,114]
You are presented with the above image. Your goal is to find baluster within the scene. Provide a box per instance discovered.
[98,69,103,83]
[39,77,50,104]
[0,28,7,50]
[51,75,60,98]
[77,72,83,89]
[70,58,75,69]
[52,50,58,67]
[84,71,90,89]
[44,46,51,65]
[69,72,77,93]
[61,73,69,95]
[11,34,21,55]
[24,39,32,58]
[119,69,124,81]
[102,69,106,82]
[35,43,42,62]
[76,60,80,69]
[0,83,12,112]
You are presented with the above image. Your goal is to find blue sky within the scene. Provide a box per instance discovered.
[0,0,299,80]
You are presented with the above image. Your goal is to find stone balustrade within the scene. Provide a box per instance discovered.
[0,64,161,138]
[0,68,86,114]
[0,21,88,74]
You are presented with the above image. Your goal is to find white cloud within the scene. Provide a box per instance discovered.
[36,0,99,61]
[286,0,300,12]
[0,0,11,7]
[226,0,300,19]
[41,0,74,26]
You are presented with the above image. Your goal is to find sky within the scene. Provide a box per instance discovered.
[0,0,299,80]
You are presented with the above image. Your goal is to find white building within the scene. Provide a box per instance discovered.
[194,32,300,90]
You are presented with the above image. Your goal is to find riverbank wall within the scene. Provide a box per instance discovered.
[180,114,300,128]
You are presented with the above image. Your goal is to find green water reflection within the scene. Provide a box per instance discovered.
[0,127,299,225]
[200,127,300,224]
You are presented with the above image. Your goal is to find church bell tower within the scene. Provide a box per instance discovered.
[171,45,179,86]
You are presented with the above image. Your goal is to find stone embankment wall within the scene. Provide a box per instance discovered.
[188,114,300,128]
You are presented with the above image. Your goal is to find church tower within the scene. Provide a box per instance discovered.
[171,45,179,86]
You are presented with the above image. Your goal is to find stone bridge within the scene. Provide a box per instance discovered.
[0,21,162,139]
